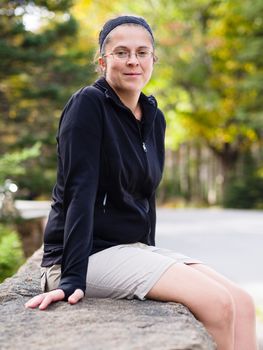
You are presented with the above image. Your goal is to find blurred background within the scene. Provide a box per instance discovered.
[0,0,262,292]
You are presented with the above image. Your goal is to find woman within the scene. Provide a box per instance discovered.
[25,15,258,349]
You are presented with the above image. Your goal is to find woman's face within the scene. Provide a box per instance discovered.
[99,25,155,97]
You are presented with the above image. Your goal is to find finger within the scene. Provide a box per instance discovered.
[39,289,65,310]
[68,289,84,304]
[25,294,46,309]
[38,294,53,310]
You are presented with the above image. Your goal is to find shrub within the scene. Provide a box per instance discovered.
[0,223,25,283]
[223,152,263,209]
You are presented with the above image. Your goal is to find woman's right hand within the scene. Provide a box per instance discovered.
[24,288,84,310]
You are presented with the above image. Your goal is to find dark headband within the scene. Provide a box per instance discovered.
[99,15,154,52]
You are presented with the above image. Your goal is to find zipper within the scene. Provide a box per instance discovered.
[102,193,107,213]
[106,94,148,153]
[134,117,150,192]
[136,119,147,153]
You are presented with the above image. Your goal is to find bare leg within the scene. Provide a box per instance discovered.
[146,263,235,350]
[192,264,258,350]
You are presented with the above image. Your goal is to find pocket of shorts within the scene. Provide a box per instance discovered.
[40,268,47,292]
[46,264,61,291]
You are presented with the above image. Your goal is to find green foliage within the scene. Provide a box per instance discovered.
[0,143,41,184]
[0,223,25,283]
[0,0,96,197]
[224,175,263,209]
[223,152,263,209]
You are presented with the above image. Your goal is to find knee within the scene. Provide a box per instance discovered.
[212,290,235,329]
[234,287,256,321]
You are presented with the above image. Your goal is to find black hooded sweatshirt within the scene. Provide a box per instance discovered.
[41,77,166,299]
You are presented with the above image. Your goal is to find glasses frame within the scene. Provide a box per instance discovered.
[103,49,156,61]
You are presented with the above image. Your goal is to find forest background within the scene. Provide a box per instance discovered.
[0,0,263,279]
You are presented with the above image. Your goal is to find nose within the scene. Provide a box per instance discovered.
[126,52,139,65]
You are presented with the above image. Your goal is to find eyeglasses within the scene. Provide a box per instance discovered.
[103,49,155,61]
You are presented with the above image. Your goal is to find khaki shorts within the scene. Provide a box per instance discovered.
[41,243,201,300]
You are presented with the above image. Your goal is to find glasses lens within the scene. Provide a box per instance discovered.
[114,50,129,59]
[137,50,151,58]
[107,50,153,60]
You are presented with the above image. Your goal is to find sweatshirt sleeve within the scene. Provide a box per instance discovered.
[149,109,166,246]
[57,89,103,300]
[148,191,156,246]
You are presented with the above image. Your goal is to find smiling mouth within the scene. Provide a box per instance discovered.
[124,73,141,76]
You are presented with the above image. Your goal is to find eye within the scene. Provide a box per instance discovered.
[114,50,129,58]
[137,50,151,58]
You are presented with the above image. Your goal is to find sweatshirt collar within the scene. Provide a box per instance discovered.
[93,77,158,138]
[93,77,157,110]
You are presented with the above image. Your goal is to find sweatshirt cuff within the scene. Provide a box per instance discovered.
[58,282,86,301]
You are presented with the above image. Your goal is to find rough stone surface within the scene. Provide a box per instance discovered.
[0,249,216,350]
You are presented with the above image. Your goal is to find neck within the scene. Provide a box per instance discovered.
[115,89,142,120]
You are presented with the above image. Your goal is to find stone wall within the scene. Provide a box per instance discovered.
[0,249,216,350]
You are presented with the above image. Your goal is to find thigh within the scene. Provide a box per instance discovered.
[146,263,234,323]
[86,244,176,300]
[40,245,175,298]
[191,264,256,309]
[191,264,243,292]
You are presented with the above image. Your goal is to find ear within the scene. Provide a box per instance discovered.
[153,54,158,64]
[98,56,106,70]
